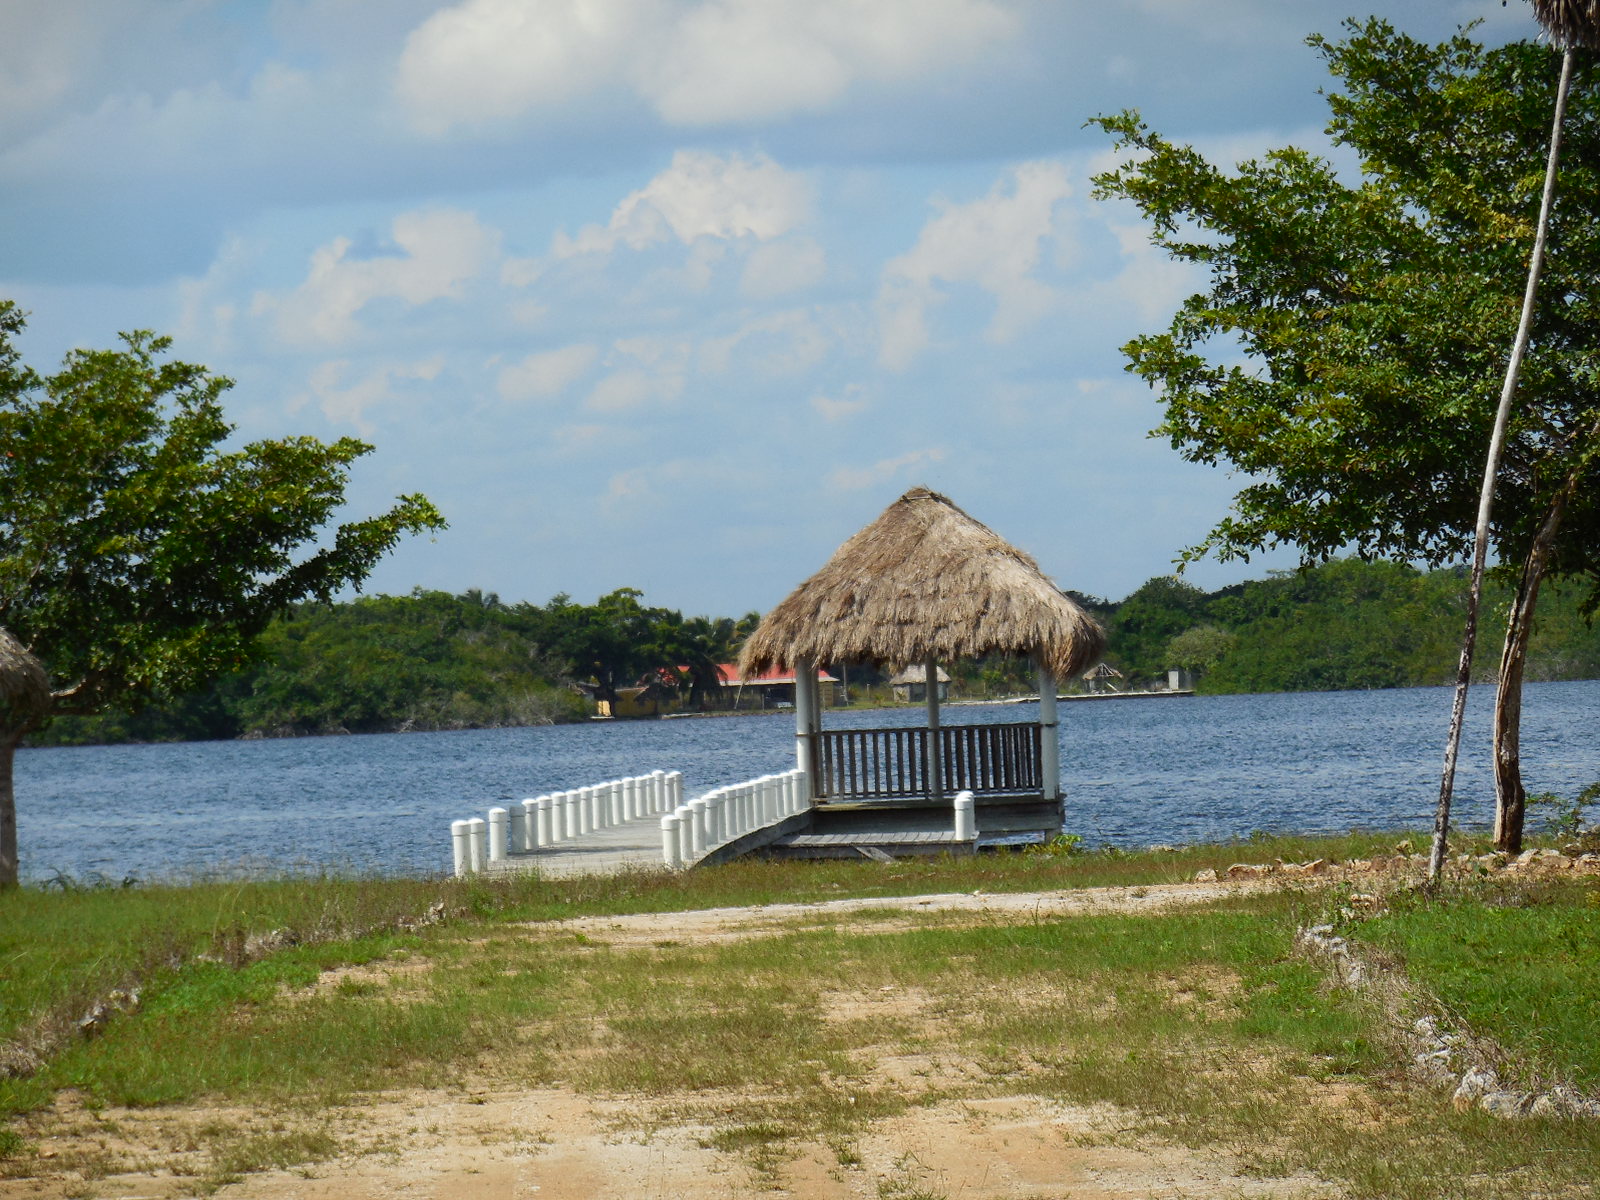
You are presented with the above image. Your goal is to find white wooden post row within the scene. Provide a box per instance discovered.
[452,769,684,876]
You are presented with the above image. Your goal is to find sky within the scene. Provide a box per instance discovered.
[0,0,1539,618]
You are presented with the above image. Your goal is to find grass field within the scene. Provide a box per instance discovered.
[2,831,1597,1198]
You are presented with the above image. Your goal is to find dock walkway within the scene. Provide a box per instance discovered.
[487,817,668,878]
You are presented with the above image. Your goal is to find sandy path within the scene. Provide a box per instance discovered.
[6,879,1342,1200]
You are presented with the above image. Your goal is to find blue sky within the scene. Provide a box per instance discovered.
[1,0,1535,616]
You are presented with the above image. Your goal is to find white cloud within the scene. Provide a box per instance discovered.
[828,447,947,492]
[698,309,831,378]
[256,208,501,346]
[295,356,444,436]
[876,160,1073,370]
[496,343,599,402]
[740,236,827,299]
[810,383,868,422]
[395,0,1017,134]
[553,150,810,259]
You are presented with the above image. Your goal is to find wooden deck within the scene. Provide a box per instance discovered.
[487,818,667,878]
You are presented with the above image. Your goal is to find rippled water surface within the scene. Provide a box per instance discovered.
[15,680,1599,882]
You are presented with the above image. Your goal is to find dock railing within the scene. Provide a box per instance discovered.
[451,769,684,876]
[661,767,807,869]
[812,721,1042,801]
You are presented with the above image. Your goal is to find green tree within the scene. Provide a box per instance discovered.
[1092,21,1600,851]
[1164,624,1237,680]
[0,304,444,884]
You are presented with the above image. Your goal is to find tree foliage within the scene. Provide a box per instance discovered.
[0,303,445,882]
[1093,20,1600,849]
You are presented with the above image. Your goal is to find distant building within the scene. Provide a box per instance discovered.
[889,664,950,703]
[715,663,840,709]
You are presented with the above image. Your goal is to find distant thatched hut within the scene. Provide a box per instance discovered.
[889,664,950,704]
[741,487,1103,834]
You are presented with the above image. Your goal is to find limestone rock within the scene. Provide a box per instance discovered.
[1453,1066,1499,1111]
[1193,868,1218,883]
[1480,1091,1532,1119]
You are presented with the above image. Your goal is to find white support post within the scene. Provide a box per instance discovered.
[669,771,684,811]
[794,654,817,802]
[675,804,694,864]
[1038,665,1060,809]
[953,790,976,842]
[688,798,707,856]
[662,813,683,869]
[536,796,553,846]
[468,818,487,874]
[924,654,944,803]
[585,786,601,834]
[508,803,527,853]
[520,799,538,851]
[451,820,471,877]
[488,807,509,862]
[622,777,636,822]
[652,770,667,816]
[563,791,580,841]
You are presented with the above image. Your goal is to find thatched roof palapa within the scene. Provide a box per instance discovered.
[741,487,1105,681]
[1532,0,1600,48]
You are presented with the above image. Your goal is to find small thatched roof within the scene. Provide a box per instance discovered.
[0,629,49,724]
[1532,0,1600,48]
[741,487,1105,681]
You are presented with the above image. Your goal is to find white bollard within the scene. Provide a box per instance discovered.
[676,804,694,864]
[662,813,683,869]
[710,792,726,844]
[669,771,684,812]
[563,791,580,840]
[652,770,667,816]
[468,817,488,874]
[579,787,595,835]
[520,798,538,851]
[617,777,632,823]
[688,798,707,855]
[954,790,976,842]
[535,796,553,846]
[451,820,471,877]
[488,807,509,862]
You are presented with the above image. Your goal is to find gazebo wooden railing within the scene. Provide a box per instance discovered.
[811,721,1042,802]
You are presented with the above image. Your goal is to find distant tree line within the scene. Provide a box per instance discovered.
[28,559,1600,746]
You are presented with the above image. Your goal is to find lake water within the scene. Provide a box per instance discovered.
[14,680,1599,884]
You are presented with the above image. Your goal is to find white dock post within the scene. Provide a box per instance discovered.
[468,817,488,874]
[507,803,525,853]
[762,775,778,824]
[705,792,722,845]
[1039,667,1060,811]
[519,798,538,851]
[488,807,509,862]
[675,804,693,864]
[535,796,553,846]
[669,771,684,811]
[651,770,667,815]
[954,790,976,842]
[621,777,635,823]
[451,820,471,877]
[563,790,580,840]
[579,786,596,835]
[662,813,683,869]
[687,798,707,856]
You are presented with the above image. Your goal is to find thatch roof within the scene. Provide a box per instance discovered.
[741,487,1105,680]
[1532,0,1600,48]
[0,629,48,724]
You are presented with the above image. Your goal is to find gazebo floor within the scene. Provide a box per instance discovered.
[763,792,1061,860]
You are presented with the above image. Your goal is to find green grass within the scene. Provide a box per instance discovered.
[3,833,1598,1198]
[1354,874,1600,1090]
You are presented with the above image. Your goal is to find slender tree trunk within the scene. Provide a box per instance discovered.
[1429,48,1574,885]
[0,729,23,888]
